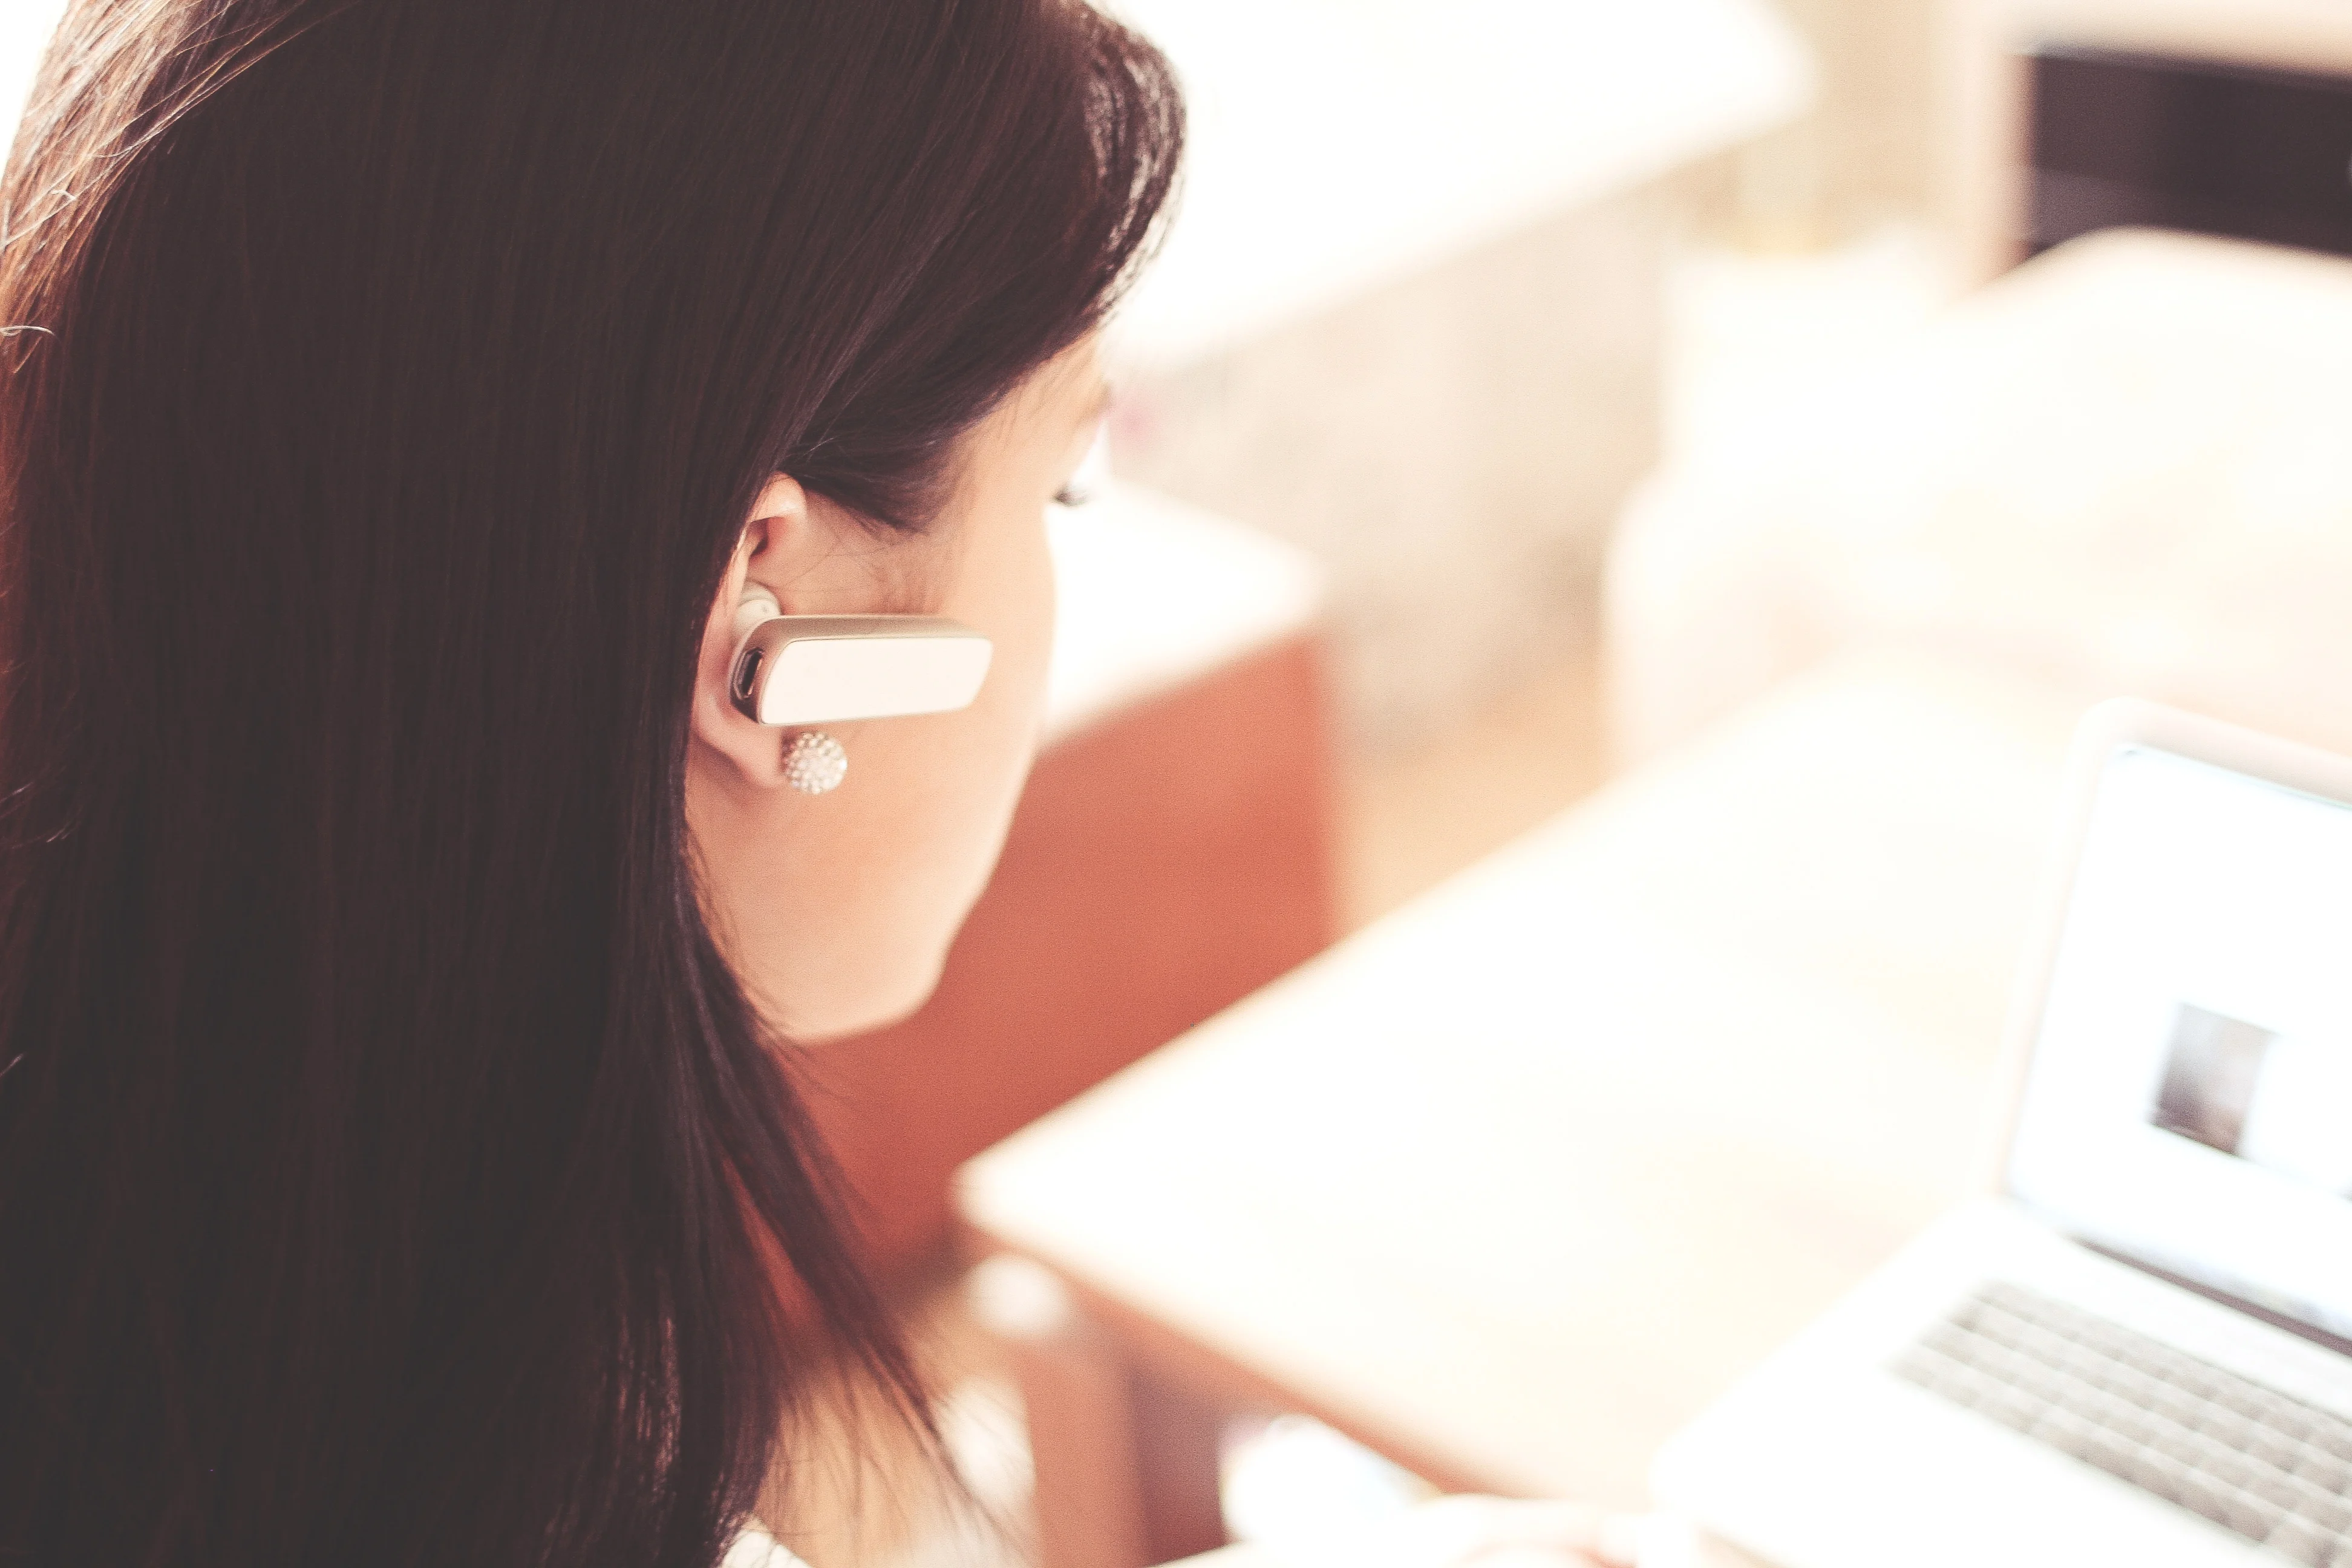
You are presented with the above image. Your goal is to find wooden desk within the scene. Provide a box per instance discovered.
[960,654,2086,1565]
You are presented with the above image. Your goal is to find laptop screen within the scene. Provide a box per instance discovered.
[2007,740,2352,1343]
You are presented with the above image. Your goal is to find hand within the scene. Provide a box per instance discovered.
[1250,1495,1753,1568]
[1247,1494,1650,1568]
[1388,1495,1642,1567]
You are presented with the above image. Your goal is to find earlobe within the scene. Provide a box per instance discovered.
[691,621,798,794]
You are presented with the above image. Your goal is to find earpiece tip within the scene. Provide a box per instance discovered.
[731,584,782,644]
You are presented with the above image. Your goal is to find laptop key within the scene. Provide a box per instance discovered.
[2269,1518,2337,1566]
[2254,1432,2305,1471]
[2204,1448,2259,1491]
[2251,1471,2308,1512]
[1981,1281,2043,1323]
[2124,1451,2183,1500]
[2232,1385,2290,1422]
[2171,1474,2230,1525]
[2033,1411,2097,1460]
[1985,1389,2042,1434]
[2224,1494,2281,1540]
[2262,1400,2319,1443]
[2305,1493,2352,1532]
[2295,1451,2350,1494]
[1921,1319,1973,1359]
[2196,1409,2252,1448]
[2079,1429,2138,1479]
[2152,1427,2210,1469]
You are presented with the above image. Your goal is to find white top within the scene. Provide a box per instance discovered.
[724,1525,805,1567]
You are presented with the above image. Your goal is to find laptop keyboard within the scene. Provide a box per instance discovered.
[1891,1281,2352,1565]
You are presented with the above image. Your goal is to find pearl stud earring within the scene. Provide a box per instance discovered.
[782,730,848,795]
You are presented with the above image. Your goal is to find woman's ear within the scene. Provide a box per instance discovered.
[690,475,810,790]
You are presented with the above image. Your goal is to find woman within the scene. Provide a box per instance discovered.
[0,2,1642,1563]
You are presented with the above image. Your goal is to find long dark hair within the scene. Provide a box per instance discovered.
[0,1,1179,1562]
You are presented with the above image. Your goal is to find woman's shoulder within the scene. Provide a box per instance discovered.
[724,1523,808,1567]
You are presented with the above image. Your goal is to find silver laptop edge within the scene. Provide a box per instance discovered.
[1652,699,2352,1568]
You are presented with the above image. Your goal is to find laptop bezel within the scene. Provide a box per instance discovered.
[1985,696,2352,1350]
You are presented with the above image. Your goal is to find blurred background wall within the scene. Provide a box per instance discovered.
[1094,0,1818,755]
[1734,0,1942,241]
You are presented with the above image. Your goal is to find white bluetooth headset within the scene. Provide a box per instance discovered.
[728,583,993,795]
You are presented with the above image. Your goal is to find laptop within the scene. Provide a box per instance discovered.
[1651,697,2352,1568]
